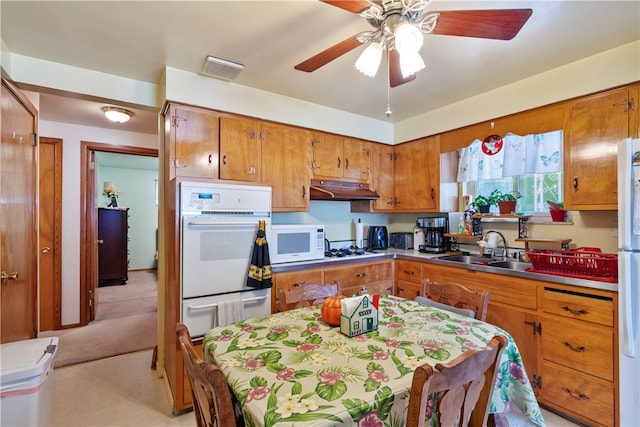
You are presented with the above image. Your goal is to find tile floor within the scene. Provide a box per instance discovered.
[49,349,581,427]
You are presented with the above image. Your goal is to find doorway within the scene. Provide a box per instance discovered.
[79,142,158,325]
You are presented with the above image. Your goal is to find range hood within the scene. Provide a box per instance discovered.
[309,179,380,201]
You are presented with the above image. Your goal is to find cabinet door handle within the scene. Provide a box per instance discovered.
[208,154,213,165]
[344,158,349,170]
[223,154,228,165]
[1,272,19,284]
[403,270,415,275]
[431,188,435,200]
[173,157,187,169]
[41,246,51,253]
[573,176,579,191]
[355,273,365,278]
[292,281,306,287]
[563,341,586,352]
[337,157,341,169]
[561,306,588,316]
[302,185,306,199]
[562,387,589,401]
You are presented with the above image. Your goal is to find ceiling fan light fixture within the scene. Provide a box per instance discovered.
[399,51,425,78]
[102,106,133,123]
[355,41,383,77]
[394,21,423,54]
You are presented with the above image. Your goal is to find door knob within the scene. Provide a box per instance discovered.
[1,272,19,284]
[97,240,104,244]
[41,246,51,253]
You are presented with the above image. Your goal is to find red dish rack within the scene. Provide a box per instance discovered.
[526,248,618,283]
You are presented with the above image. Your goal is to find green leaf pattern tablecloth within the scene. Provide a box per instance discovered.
[203,294,545,427]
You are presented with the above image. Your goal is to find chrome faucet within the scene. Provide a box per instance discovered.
[481,230,508,260]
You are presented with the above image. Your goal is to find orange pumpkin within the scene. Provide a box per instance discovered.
[321,295,344,326]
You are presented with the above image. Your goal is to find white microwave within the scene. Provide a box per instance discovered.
[268,224,325,264]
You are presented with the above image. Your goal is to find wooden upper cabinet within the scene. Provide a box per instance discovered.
[166,104,219,180]
[311,132,370,182]
[342,137,371,181]
[219,115,261,182]
[393,136,440,212]
[261,122,311,212]
[311,131,343,178]
[565,85,637,210]
[369,142,395,211]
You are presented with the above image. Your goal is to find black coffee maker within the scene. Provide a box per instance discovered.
[367,226,388,250]
[419,214,449,253]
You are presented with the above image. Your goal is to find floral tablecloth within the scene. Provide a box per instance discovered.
[203,294,545,427]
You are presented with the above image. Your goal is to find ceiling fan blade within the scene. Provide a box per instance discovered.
[320,0,373,14]
[295,35,363,72]
[431,9,532,40]
[388,49,416,88]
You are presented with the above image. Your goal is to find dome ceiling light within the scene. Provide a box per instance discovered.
[102,106,133,123]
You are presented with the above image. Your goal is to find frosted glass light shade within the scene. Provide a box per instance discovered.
[399,51,425,78]
[355,42,383,77]
[395,21,423,54]
[102,106,133,123]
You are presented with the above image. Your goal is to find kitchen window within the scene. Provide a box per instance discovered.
[458,130,564,216]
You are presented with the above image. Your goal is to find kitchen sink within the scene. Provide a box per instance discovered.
[487,260,533,272]
[435,254,493,265]
[436,254,533,272]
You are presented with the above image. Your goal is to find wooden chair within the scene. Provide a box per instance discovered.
[175,323,241,427]
[406,334,508,427]
[422,279,490,321]
[277,283,340,312]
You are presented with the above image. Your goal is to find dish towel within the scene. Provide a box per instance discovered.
[217,299,245,327]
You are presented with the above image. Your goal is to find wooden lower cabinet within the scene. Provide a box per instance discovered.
[395,259,423,299]
[538,285,616,426]
[326,260,393,297]
[272,260,394,312]
[271,268,323,313]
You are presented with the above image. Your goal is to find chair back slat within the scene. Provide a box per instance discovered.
[278,283,340,312]
[407,334,508,427]
[422,279,490,321]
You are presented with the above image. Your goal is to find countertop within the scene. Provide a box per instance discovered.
[271,248,618,293]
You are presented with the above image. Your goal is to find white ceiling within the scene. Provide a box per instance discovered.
[2,1,639,135]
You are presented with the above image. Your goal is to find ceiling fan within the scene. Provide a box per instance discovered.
[295,0,532,87]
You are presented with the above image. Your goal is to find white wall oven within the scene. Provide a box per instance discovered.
[180,182,272,337]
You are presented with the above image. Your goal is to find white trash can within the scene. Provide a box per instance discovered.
[1,337,58,426]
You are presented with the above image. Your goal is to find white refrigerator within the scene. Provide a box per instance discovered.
[618,137,640,426]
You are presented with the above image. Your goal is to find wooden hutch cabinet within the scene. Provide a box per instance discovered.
[97,207,129,285]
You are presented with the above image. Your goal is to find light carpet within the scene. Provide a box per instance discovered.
[39,270,158,367]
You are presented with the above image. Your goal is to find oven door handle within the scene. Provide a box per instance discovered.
[186,219,260,227]
[187,295,269,311]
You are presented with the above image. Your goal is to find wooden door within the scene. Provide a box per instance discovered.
[342,137,370,182]
[171,105,219,179]
[565,86,633,210]
[219,115,260,182]
[261,122,310,211]
[38,137,63,331]
[311,131,343,178]
[1,75,38,342]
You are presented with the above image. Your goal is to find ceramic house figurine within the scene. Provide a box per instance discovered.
[340,294,379,337]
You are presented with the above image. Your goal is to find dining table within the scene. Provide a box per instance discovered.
[203,294,545,427]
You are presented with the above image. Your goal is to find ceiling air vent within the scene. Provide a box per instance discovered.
[201,55,244,81]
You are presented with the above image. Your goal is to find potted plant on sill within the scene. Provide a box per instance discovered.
[547,200,566,222]
[494,190,522,215]
[470,194,495,214]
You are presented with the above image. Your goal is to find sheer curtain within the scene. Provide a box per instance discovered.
[457,130,563,182]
